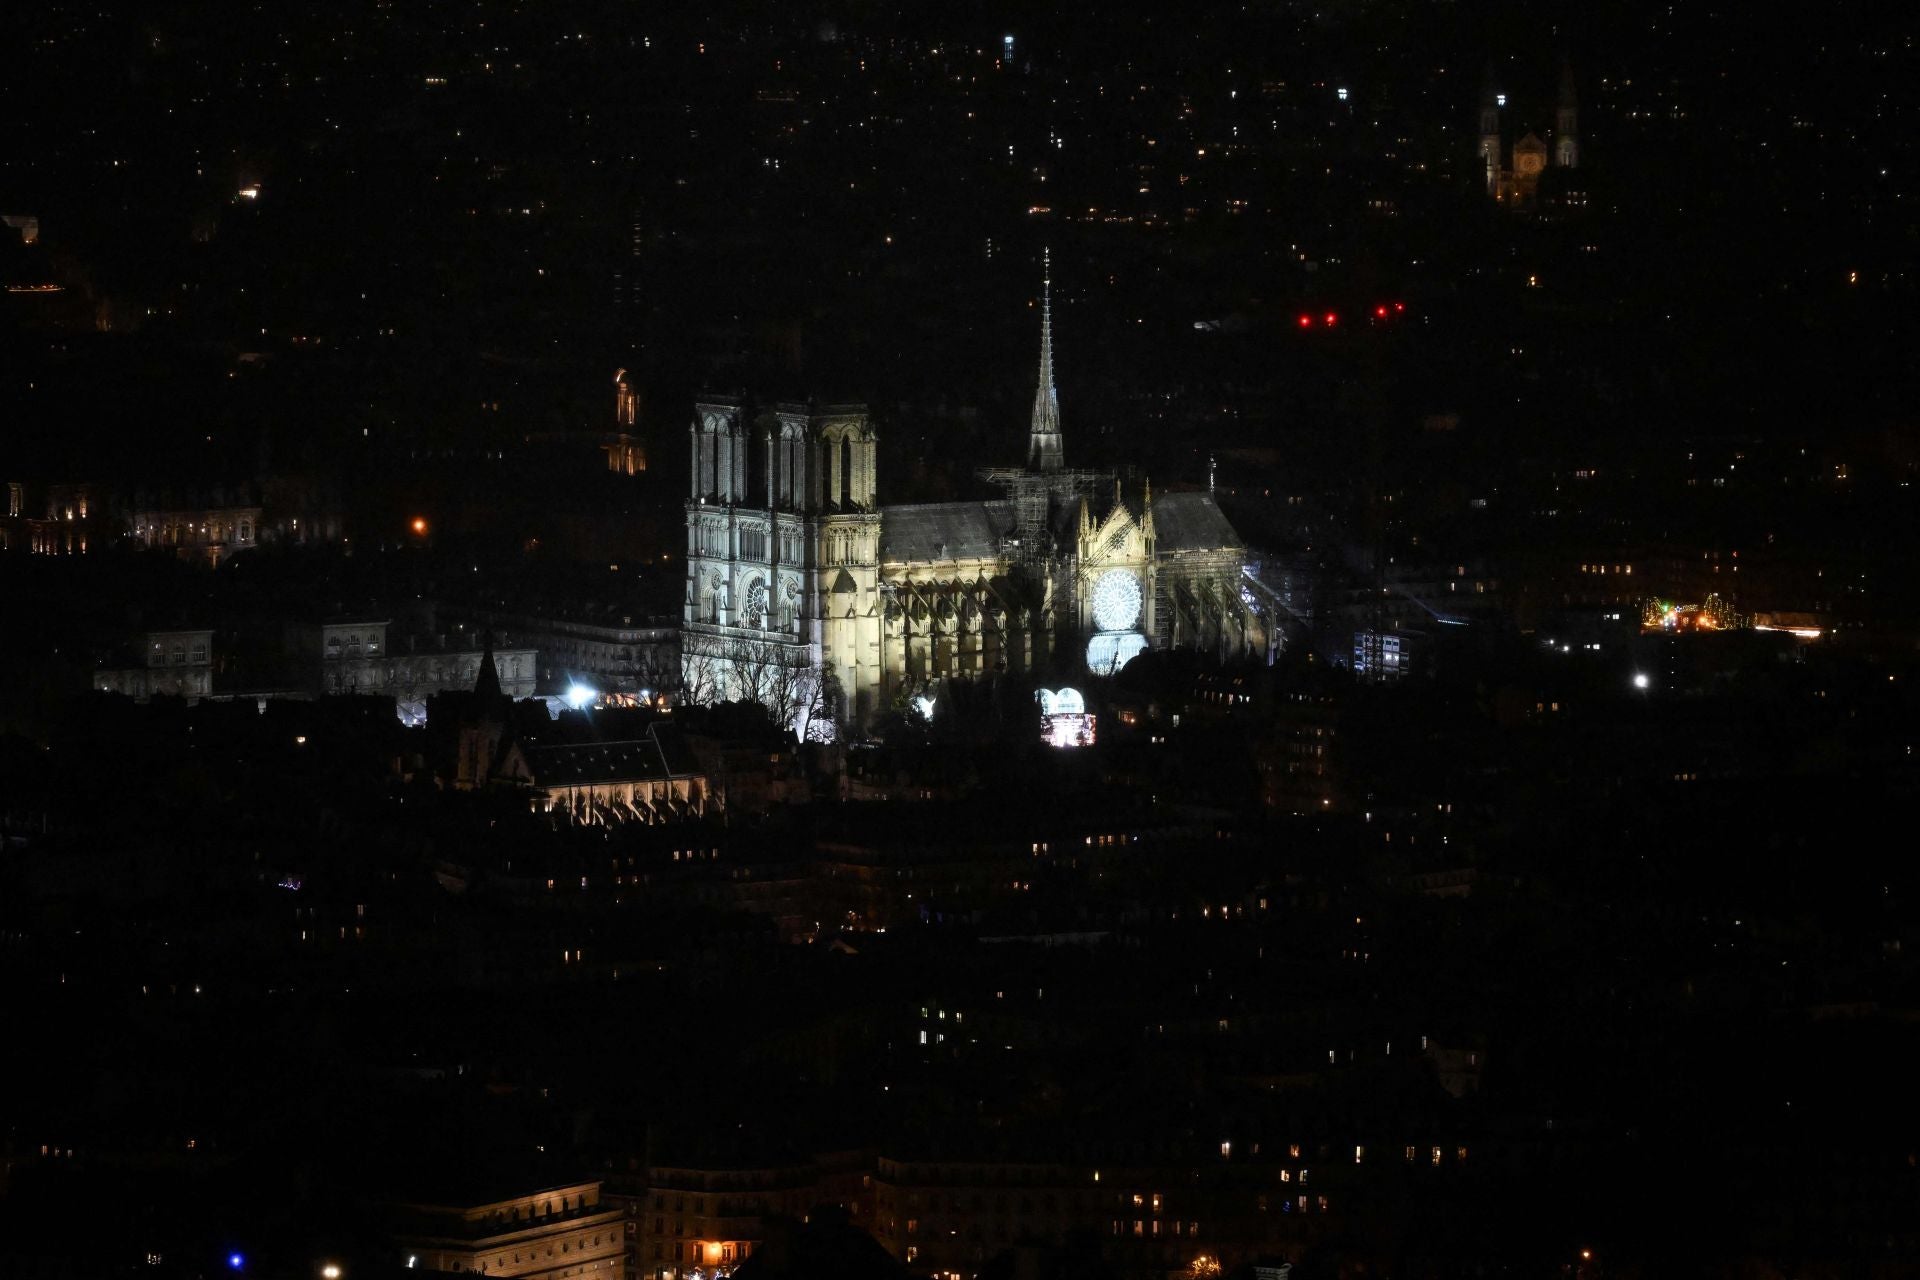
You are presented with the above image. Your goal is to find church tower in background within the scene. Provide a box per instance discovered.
[1555,58,1580,168]
[1478,74,1504,199]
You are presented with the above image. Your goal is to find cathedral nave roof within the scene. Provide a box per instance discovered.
[878,500,1017,564]
[1150,491,1244,554]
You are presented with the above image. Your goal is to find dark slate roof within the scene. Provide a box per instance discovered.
[878,501,1016,563]
[523,725,699,786]
[1152,491,1244,553]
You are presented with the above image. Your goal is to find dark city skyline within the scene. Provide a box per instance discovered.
[3,2,1918,1279]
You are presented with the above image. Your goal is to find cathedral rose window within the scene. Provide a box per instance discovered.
[1091,569,1143,632]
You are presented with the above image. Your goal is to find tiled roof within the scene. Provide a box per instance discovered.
[1151,491,1243,553]
[524,725,700,786]
[879,501,1016,563]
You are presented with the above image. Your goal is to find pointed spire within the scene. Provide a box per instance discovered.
[1555,54,1580,168]
[1028,247,1065,472]
[474,629,503,704]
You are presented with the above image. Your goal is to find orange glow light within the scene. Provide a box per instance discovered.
[411,517,428,535]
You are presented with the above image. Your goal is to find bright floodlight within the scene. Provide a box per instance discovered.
[322,1268,342,1280]
[564,683,596,710]
[1633,673,1650,690]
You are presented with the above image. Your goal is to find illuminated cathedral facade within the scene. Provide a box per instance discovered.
[1478,59,1580,205]
[679,260,1262,731]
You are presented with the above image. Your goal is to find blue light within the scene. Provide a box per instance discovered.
[229,1254,245,1270]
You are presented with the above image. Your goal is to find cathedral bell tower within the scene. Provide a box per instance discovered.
[1555,58,1580,168]
[604,368,646,474]
[1478,74,1503,199]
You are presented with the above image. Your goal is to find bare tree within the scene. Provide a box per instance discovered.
[632,639,680,699]
[724,635,787,706]
[791,663,844,743]
[721,636,841,740]
[680,644,722,706]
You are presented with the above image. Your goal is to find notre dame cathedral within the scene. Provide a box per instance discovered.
[680,260,1262,731]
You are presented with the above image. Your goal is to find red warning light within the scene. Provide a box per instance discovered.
[1323,312,1338,327]
[1374,305,1388,318]
[1298,314,1313,328]
[1393,301,1405,312]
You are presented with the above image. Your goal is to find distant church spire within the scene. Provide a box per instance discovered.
[473,630,503,704]
[1028,248,1064,472]
[1478,66,1503,200]
[1555,56,1580,168]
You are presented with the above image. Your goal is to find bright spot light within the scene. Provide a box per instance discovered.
[1633,673,1650,689]
[410,517,428,535]
[565,683,597,710]
[322,1268,342,1280]
[237,185,260,200]
[1336,87,1349,101]
[229,1254,245,1271]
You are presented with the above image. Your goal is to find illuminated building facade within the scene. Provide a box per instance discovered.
[130,504,262,566]
[605,367,648,475]
[495,731,720,823]
[871,1151,1339,1278]
[93,629,215,701]
[92,622,537,706]
[302,620,538,700]
[391,1179,625,1280]
[611,1158,871,1280]
[1478,60,1580,205]
[440,606,680,698]
[1,481,102,554]
[680,267,1261,729]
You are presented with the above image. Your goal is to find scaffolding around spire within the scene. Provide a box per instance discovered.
[1028,247,1064,472]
